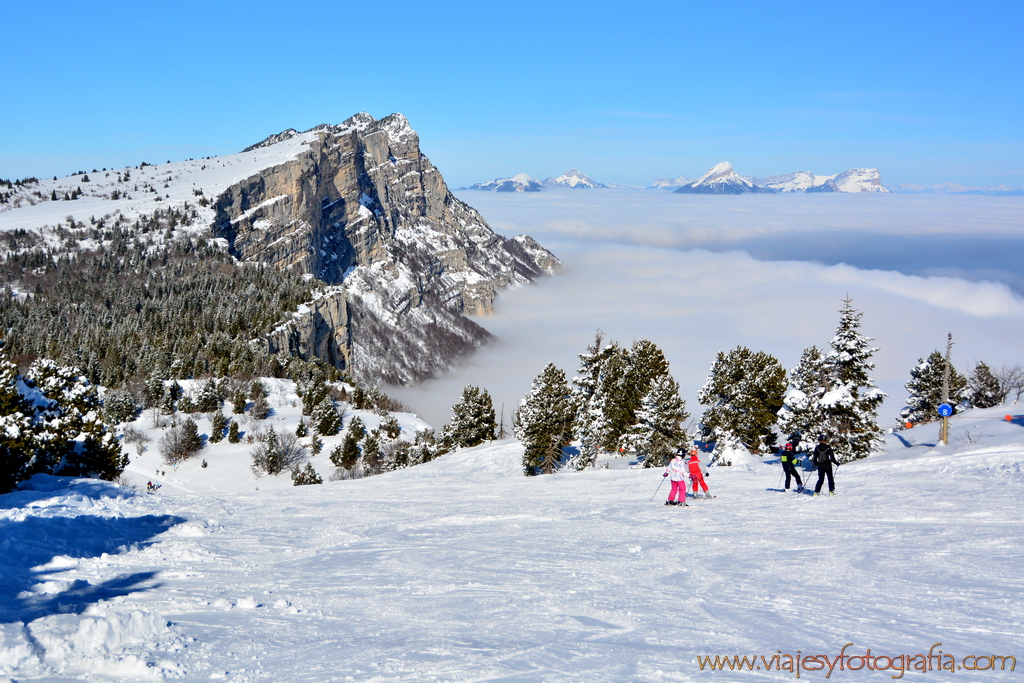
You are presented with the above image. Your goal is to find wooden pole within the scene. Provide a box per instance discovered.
[941,333,952,445]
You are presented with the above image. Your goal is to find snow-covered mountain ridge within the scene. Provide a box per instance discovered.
[652,163,889,193]
[0,114,562,385]
[462,169,607,191]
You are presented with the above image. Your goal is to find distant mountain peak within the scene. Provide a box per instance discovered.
[462,174,543,192]
[675,161,768,194]
[542,169,606,189]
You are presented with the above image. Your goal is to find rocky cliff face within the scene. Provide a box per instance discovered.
[213,113,560,384]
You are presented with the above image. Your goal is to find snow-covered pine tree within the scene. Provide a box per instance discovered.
[697,346,786,453]
[569,331,613,470]
[332,416,364,470]
[102,390,138,424]
[312,396,341,436]
[516,363,573,476]
[410,428,441,463]
[821,298,886,461]
[900,350,967,425]
[299,375,329,416]
[967,361,1003,409]
[291,462,322,485]
[227,420,240,443]
[379,415,401,439]
[439,385,496,450]
[196,379,221,412]
[777,345,829,450]
[618,373,690,467]
[0,348,36,492]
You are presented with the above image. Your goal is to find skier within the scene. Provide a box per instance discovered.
[780,442,804,492]
[663,451,689,506]
[688,449,711,499]
[812,434,840,496]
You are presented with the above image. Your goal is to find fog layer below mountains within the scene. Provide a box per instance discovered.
[392,191,1024,431]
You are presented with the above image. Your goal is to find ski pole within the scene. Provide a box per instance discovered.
[649,475,667,502]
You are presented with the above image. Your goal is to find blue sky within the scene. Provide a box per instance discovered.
[2,0,1021,187]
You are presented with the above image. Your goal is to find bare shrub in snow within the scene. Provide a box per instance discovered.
[159,418,203,464]
[251,427,306,476]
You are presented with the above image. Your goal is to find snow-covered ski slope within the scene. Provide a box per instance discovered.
[2,407,1023,681]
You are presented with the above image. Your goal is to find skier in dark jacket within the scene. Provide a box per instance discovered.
[812,434,840,495]
[780,442,803,492]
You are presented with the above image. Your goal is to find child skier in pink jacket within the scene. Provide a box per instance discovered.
[663,452,689,506]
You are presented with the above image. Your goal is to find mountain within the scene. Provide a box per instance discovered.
[753,170,837,193]
[673,162,770,195]
[889,182,1024,196]
[0,113,561,386]
[650,176,692,189]
[541,169,606,189]
[804,168,889,193]
[462,173,543,192]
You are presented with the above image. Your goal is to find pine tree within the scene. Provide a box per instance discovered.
[312,397,341,436]
[379,414,401,439]
[295,418,308,438]
[310,433,322,456]
[232,390,247,414]
[209,410,227,443]
[363,429,382,474]
[619,374,690,467]
[698,346,787,452]
[516,364,573,476]
[0,348,36,492]
[249,393,271,420]
[439,385,496,450]
[410,428,441,463]
[777,345,829,450]
[291,462,322,486]
[569,331,614,470]
[821,298,886,461]
[299,376,329,416]
[196,378,220,412]
[332,416,364,470]
[900,350,967,425]
[967,361,1003,409]
[227,420,240,443]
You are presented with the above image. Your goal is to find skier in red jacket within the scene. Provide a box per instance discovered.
[688,450,711,499]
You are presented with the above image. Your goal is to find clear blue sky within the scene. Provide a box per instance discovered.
[2,0,1021,188]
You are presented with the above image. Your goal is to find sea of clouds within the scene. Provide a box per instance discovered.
[392,190,1024,432]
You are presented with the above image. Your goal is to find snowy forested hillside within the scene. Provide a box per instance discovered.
[0,113,560,389]
[2,406,1022,681]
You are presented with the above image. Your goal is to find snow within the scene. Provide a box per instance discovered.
[1,405,1022,680]
[117,378,429,494]
[0,131,319,234]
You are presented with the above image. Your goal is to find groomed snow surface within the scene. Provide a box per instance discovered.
[2,405,1023,681]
